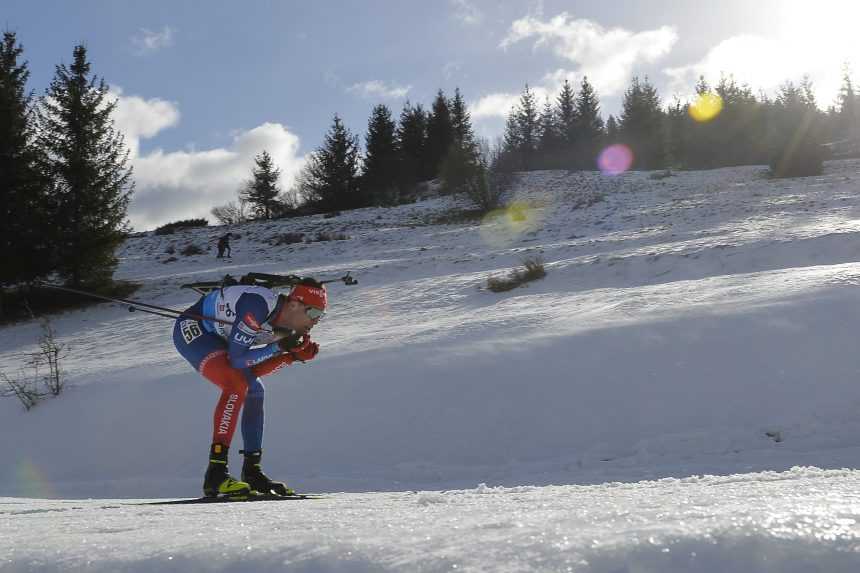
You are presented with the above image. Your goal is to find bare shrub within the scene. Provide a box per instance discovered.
[464,139,518,213]
[180,244,205,256]
[154,218,208,236]
[312,231,349,242]
[34,317,67,396]
[211,200,251,225]
[0,371,42,410]
[271,232,305,246]
[487,256,547,292]
[1,316,68,410]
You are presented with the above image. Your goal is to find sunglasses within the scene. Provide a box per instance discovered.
[304,306,325,320]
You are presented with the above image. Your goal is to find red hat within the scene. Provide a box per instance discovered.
[290,283,327,309]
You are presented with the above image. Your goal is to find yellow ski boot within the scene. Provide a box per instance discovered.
[203,443,252,498]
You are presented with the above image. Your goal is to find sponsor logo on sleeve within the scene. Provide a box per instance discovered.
[232,332,255,345]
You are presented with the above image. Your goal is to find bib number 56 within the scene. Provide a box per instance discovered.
[180,320,203,344]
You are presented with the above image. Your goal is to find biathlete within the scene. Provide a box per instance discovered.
[173,278,326,497]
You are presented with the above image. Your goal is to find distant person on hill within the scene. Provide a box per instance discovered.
[173,278,326,498]
[216,233,232,258]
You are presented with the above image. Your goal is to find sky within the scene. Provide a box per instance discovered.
[6,0,860,230]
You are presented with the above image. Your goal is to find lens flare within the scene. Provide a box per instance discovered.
[14,460,55,498]
[598,144,634,176]
[479,202,541,247]
[689,92,723,123]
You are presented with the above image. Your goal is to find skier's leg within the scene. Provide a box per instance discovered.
[199,353,249,446]
[173,319,251,496]
[239,375,292,495]
[240,375,264,452]
[173,319,249,445]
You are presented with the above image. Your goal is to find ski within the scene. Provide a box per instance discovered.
[135,492,323,505]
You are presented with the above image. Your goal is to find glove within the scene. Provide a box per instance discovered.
[281,335,319,362]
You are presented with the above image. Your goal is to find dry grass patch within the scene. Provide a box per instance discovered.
[487,256,547,292]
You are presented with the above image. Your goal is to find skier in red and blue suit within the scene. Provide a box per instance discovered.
[173,278,326,497]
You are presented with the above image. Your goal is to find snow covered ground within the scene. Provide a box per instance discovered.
[4,160,860,570]
[4,467,860,572]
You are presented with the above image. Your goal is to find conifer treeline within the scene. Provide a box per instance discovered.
[287,87,482,213]
[1,32,133,292]
[500,73,858,174]
[284,69,859,215]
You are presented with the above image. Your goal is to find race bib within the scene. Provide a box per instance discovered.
[180,320,203,344]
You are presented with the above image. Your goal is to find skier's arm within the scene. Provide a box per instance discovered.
[251,354,294,377]
[227,293,283,369]
[250,336,320,377]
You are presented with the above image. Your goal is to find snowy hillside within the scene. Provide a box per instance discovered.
[5,160,860,571]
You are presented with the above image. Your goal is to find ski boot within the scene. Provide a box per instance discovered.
[241,450,295,496]
[203,443,252,498]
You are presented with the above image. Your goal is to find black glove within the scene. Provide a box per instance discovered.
[274,328,303,350]
[282,336,319,362]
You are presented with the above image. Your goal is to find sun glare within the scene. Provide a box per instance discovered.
[689,93,723,123]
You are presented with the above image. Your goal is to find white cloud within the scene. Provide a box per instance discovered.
[347,80,411,100]
[469,87,551,120]
[664,34,854,107]
[500,12,677,96]
[131,26,175,55]
[111,88,180,156]
[470,93,520,120]
[450,0,482,25]
[130,123,306,231]
[109,87,305,231]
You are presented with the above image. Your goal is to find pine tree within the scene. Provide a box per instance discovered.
[695,75,710,96]
[769,79,823,177]
[361,103,399,205]
[440,88,482,194]
[0,32,52,288]
[425,89,454,179]
[537,96,560,165]
[36,44,134,288]
[240,151,281,219]
[500,107,522,172]
[396,101,427,190]
[664,98,687,169]
[573,76,604,169]
[605,115,619,141]
[297,114,360,212]
[837,66,858,140]
[555,79,577,148]
[618,76,665,170]
[515,84,540,170]
[449,87,476,150]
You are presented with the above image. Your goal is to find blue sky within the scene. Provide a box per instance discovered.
[6,0,858,230]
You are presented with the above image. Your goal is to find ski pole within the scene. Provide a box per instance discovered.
[34,282,236,326]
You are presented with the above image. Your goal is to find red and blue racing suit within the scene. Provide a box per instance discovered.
[173,286,294,450]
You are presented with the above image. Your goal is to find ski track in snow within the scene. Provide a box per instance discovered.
[3,467,860,572]
[5,161,860,570]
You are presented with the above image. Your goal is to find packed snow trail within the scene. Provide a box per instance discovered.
[3,467,860,572]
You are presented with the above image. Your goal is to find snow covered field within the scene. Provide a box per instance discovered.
[4,160,860,571]
[4,467,860,572]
